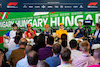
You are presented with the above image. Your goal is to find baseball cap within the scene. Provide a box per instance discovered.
[60,23,64,26]
[27,24,31,27]
[45,24,49,28]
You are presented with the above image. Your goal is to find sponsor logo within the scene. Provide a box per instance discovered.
[7,2,18,8]
[88,2,98,8]
[0,3,2,8]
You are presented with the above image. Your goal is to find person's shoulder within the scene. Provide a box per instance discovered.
[38,48,45,52]
[64,30,67,32]
[72,55,82,62]
[16,57,28,67]
[12,48,20,52]
[56,30,59,32]
[45,56,52,61]
[89,56,95,61]
[57,65,61,67]
[10,30,16,32]
[75,50,82,53]
[57,64,73,67]
[17,57,25,64]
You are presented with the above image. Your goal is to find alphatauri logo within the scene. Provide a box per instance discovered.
[88,2,98,8]
[7,2,18,8]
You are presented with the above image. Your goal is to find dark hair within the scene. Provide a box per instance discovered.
[61,40,67,48]
[19,42,27,46]
[0,49,7,62]
[69,39,77,49]
[61,34,67,47]
[34,36,38,44]
[47,36,54,45]
[14,35,21,44]
[53,43,61,54]
[12,23,17,27]
[96,23,100,28]
[60,48,71,61]
[25,45,33,54]
[0,49,4,57]
[27,50,38,65]
[38,33,45,48]
[37,61,50,67]
[16,30,23,37]
[61,34,67,40]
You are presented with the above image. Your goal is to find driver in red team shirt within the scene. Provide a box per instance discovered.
[24,24,36,39]
[24,24,36,45]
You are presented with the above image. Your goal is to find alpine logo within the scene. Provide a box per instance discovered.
[0,3,2,8]
[88,2,98,8]
[7,2,18,8]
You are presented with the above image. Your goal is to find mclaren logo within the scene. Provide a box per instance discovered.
[7,2,18,8]
[88,2,98,8]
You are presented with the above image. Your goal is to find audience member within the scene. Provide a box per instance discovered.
[37,61,50,67]
[61,34,67,48]
[45,43,61,67]
[19,38,27,43]
[0,49,10,67]
[88,48,100,67]
[9,42,27,67]
[57,48,72,67]
[37,33,45,50]
[6,37,27,61]
[69,39,82,60]
[38,36,54,60]
[16,45,33,67]
[32,36,39,52]
[72,41,95,67]
[27,50,38,67]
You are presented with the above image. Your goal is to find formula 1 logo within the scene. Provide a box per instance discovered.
[88,2,98,8]
[0,3,2,8]
[7,2,18,8]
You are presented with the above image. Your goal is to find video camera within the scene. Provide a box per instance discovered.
[82,20,93,40]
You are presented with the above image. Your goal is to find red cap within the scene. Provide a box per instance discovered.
[27,24,31,27]
[45,24,49,28]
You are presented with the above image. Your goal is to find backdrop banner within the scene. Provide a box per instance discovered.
[0,12,100,33]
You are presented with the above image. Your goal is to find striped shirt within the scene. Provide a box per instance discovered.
[72,54,95,67]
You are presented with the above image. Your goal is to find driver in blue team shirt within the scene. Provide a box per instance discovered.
[74,21,84,39]
[3,23,17,40]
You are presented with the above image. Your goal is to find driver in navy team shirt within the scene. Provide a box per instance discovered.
[74,22,84,39]
[43,24,53,37]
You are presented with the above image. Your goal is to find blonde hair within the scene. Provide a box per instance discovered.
[79,41,90,52]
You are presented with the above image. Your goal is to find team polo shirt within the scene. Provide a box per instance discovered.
[24,30,36,37]
[43,30,53,37]
[5,30,17,39]
[56,29,67,38]
[74,28,83,38]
